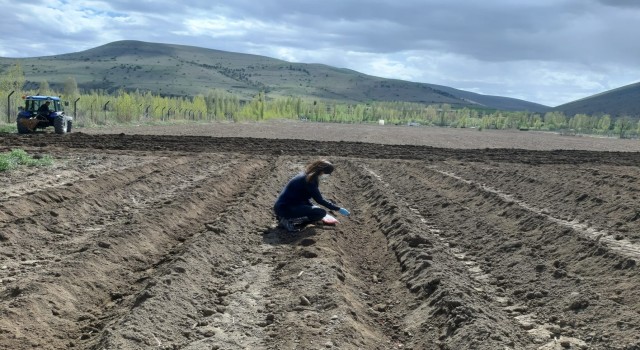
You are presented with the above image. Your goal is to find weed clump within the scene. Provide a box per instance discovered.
[0,149,53,171]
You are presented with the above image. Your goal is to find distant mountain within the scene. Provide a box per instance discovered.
[0,40,550,112]
[553,81,640,118]
[420,83,550,113]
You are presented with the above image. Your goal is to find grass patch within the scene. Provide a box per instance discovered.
[0,149,53,172]
[0,123,17,133]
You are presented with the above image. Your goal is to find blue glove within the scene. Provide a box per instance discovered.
[339,208,350,216]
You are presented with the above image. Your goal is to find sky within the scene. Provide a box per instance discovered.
[0,0,639,107]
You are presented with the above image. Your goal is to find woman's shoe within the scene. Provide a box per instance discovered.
[278,218,298,232]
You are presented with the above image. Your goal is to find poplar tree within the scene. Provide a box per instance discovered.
[615,116,633,139]
[0,63,25,93]
[63,77,79,98]
[39,80,50,95]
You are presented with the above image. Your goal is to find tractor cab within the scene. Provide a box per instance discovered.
[25,97,65,114]
[16,95,72,134]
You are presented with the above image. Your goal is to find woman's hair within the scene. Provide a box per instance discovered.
[304,159,334,182]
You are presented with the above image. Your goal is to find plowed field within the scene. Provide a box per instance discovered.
[1,122,640,350]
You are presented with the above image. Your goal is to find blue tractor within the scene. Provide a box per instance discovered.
[16,95,72,134]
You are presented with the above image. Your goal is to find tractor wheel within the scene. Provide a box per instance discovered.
[54,115,67,134]
[66,120,73,133]
[16,116,33,134]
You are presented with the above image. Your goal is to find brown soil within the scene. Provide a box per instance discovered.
[1,121,639,350]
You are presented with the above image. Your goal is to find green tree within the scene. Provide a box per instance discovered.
[258,91,265,120]
[0,63,26,93]
[192,95,207,120]
[532,115,543,129]
[614,116,634,139]
[1,63,26,120]
[569,114,592,134]
[39,80,51,95]
[440,104,451,126]
[63,77,79,98]
[242,91,266,120]
[424,105,438,125]
[543,111,567,130]
[114,89,134,122]
[597,114,611,135]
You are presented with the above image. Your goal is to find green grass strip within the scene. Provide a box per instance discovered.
[0,149,53,172]
[0,124,17,133]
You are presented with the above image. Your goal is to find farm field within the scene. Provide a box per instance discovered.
[1,121,640,350]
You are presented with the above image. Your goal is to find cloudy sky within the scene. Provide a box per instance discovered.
[0,0,638,107]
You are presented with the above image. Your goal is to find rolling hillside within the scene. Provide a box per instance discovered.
[0,40,550,112]
[553,81,640,118]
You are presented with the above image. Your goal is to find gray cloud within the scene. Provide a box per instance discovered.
[0,0,638,106]
[597,0,640,8]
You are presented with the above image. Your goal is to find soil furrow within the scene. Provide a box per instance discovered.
[431,166,640,260]
[0,152,158,204]
[0,154,188,224]
[261,158,411,350]
[436,162,640,242]
[357,160,535,349]
[0,153,265,349]
[85,156,274,349]
[373,160,640,348]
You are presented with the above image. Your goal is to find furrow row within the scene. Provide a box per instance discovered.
[374,160,640,348]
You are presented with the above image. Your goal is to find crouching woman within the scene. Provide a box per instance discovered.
[274,159,350,232]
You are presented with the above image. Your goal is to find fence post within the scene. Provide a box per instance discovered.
[7,91,15,123]
[103,101,110,123]
[74,97,80,122]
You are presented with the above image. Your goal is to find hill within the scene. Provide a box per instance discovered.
[553,81,640,118]
[0,40,550,112]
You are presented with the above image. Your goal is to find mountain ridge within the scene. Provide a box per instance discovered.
[2,39,617,114]
[554,81,640,118]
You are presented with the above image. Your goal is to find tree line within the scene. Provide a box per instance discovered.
[1,63,638,138]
